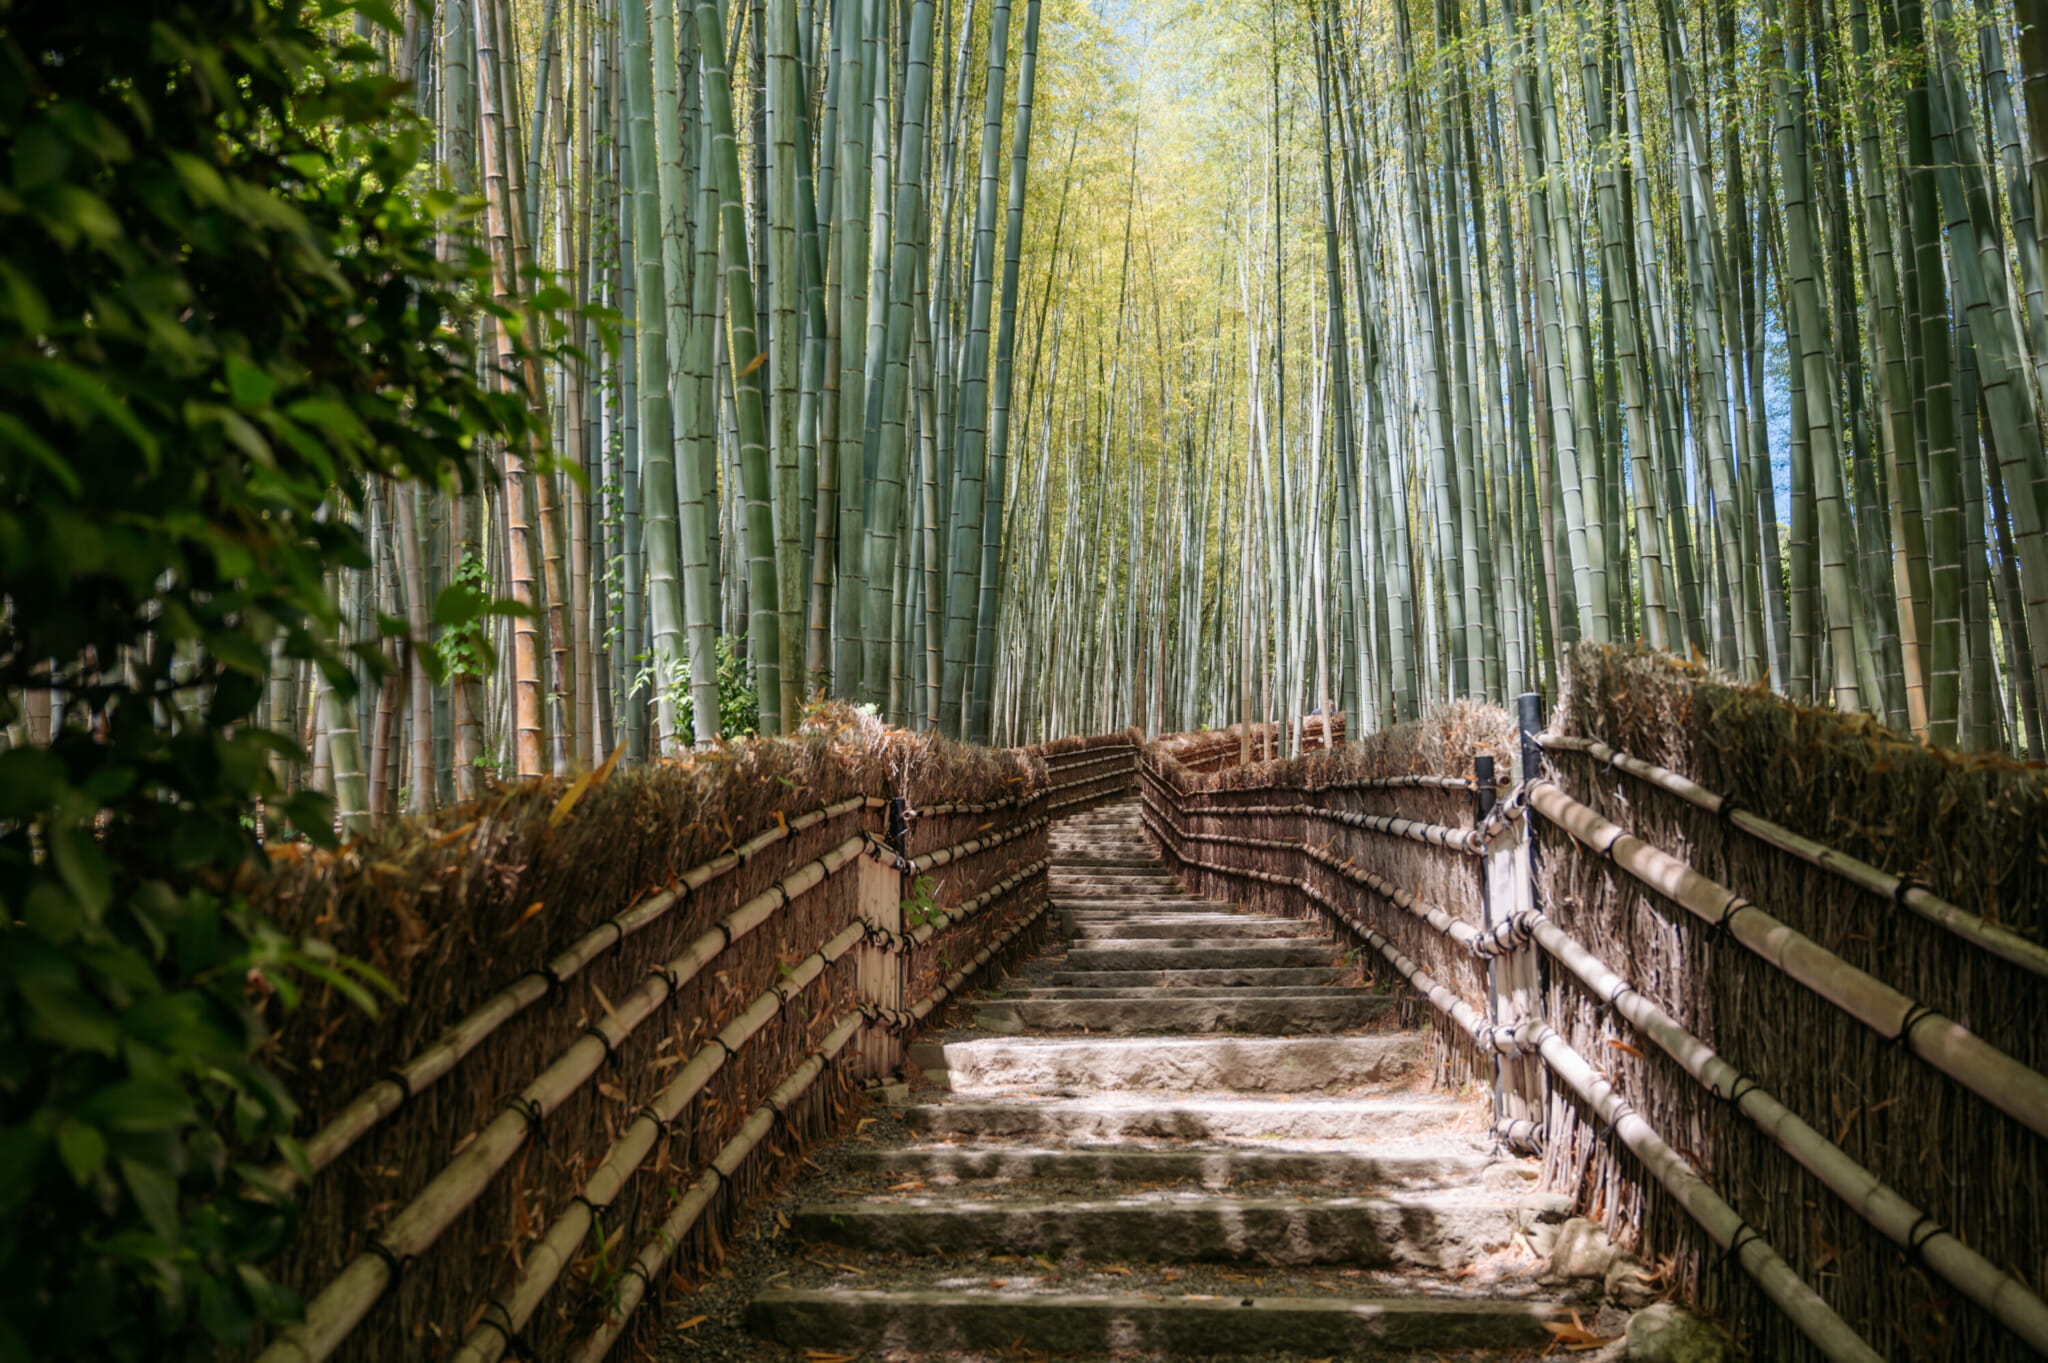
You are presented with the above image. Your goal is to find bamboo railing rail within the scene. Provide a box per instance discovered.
[1537,732,2048,979]
[257,727,1139,1363]
[266,795,882,1196]
[1527,780,2048,1140]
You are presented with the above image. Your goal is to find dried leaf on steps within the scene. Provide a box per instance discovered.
[1541,1309,1618,1347]
[1605,1038,1646,1060]
[675,1315,707,1332]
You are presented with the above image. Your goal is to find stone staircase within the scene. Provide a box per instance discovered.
[741,797,1565,1358]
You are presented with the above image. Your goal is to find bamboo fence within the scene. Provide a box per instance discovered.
[245,718,1140,1363]
[1140,654,2048,1363]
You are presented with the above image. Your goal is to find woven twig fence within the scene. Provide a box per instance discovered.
[1141,674,2048,1362]
[244,719,1138,1363]
[1139,705,1513,1096]
[1530,646,2048,1363]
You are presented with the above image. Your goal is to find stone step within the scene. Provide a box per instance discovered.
[1054,899,1239,913]
[1063,942,1338,972]
[1002,985,1380,1001]
[1048,966,1352,988]
[908,1033,1419,1092]
[748,1288,1564,1355]
[973,993,1392,1035]
[784,1189,1514,1268]
[840,1144,1491,1188]
[1066,919,1320,940]
[902,1093,1471,1143]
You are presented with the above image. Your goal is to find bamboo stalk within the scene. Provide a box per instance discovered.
[1537,732,2048,978]
[1527,780,2048,1139]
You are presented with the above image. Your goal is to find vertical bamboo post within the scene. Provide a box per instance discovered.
[1510,690,1548,1139]
[1475,755,1522,1136]
[855,797,909,1079]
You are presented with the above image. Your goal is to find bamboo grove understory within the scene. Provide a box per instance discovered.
[119,0,2048,820]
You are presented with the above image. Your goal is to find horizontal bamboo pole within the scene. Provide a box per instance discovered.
[903,816,1047,873]
[569,1008,867,1363]
[1148,794,1486,855]
[900,892,1052,1026]
[1040,744,1138,772]
[1529,781,2048,1139]
[270,797,874,1196]
[252,833,869,1363]
[1523,1019,1883,1363]
[1524,908,2048,1351]
[451,918,870,1363]
[904,860,1048,949]
[1539,732,2048,979]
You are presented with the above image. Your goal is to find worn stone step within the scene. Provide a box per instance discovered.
[1066,919,1320,941]
[785,1189,1513,1268]
[1002,985,1380,1001]
[908,1033,1419,1092]
[902,1093,1471,1142]
[974,993,1391,1035]
[1048,896,1220,908]
[839,1144,1490,1187]
[748,1288,1563,1355]
[1063,942,1337,972]
[1047,966,1351,988]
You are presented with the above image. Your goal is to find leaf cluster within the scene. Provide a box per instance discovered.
[0,3,546,1358]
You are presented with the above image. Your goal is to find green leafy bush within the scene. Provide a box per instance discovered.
[674,634,764,739]
[0,5,544,1359]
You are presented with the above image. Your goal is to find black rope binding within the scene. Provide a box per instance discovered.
[581,1024,618,1064]
[506,1095,547,1150]
[1714,796,1744,828]
[378,1066,415,1113]
[1713,897,1758,945]
[363,1238,411,1292]
[1717,1223,1764,1271]
[474,1302,539,1363]
[1903,1213,1948,1267]
[1891,876,1926,908]
[530,962,565,999]
[1894,1002,1940,1048]
[1722,1074,1762,1109]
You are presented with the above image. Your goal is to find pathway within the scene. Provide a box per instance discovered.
[740,798,1564,1359]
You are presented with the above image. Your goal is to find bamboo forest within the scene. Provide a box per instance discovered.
[175,0,2048,814]
[9,0,2048,1360]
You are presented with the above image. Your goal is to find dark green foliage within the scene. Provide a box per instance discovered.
[0,3,542,1358]
[676,634,764,738]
